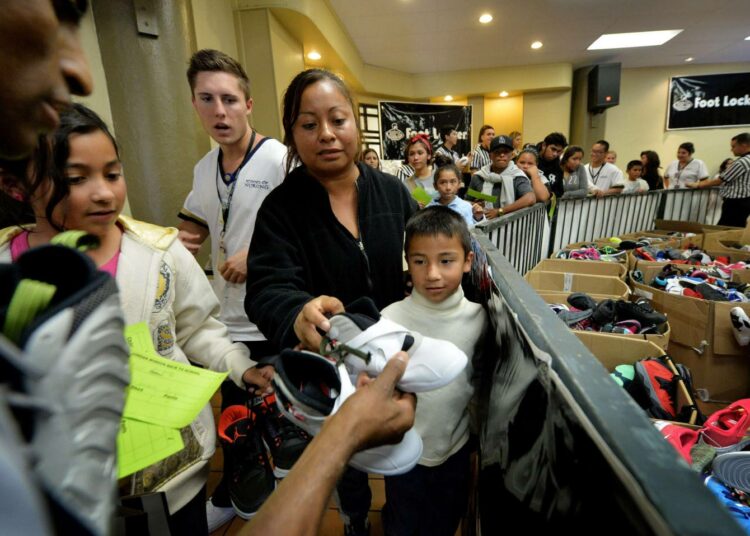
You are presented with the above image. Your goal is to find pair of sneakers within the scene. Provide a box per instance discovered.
[271,297,469,476]
[217,392,311,521]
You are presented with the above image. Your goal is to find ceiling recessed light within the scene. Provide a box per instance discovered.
[745,36,750,40]
[530,41,543,50]
[499,91,509,97]
[587,30,682,50]
[685,57,694,62]
[307,51,322,60]
[479,14,493,24]
[444,95,453,102]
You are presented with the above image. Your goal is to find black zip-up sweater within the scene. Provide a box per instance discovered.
[245,162,417,351]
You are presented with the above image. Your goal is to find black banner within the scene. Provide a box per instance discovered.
[667,72,750,130]
[379,101,472,160]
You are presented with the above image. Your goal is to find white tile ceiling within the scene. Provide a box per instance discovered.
[327,0,750,73]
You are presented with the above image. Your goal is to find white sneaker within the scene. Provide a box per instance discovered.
[206,499,235,532]
[272,349,423,476]
[731,307,750,346]
[324,298,468,393]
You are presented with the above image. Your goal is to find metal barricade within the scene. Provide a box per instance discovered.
[658,187,723,224]
[474,235,742,535]
[551,188,723,256]
[472,203,549,275]
[551,192,662,254]
[473,188,724,275]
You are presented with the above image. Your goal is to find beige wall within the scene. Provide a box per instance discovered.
[484,96,523,140]
[191,0,237,58]
[236,9,282,139]
[603,63,750,175]
[523,90,572,146]
[268,13,305,132]
[235,9,305,140]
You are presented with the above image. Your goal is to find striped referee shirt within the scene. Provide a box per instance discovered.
[471,144,491,169]
[720,153,750,199]
[396,164,414,181]
[435,145,460,163]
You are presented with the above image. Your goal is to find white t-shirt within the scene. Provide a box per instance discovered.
[586,162,624,192]
[664,159,709,189]
[622,178,649,194]
[180,138,286,341]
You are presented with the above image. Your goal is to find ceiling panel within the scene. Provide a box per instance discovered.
[327,0,750,73]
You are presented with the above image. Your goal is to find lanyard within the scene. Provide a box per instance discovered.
[215,130,256,236]
[589,163,605,185]
[675,159,692,183]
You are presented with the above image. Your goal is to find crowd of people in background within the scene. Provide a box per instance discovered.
[360,124,750,228]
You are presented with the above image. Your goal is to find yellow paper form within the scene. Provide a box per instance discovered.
[122,323,227,428]
[117,418,184,478]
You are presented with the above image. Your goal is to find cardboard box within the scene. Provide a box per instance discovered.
[653,219,738,234]
[532,258,627,280]
[537,292,671,350]
[575,331,665,370]
[524,271,630,299]
[630,264,750,400]
[702,229,744,252]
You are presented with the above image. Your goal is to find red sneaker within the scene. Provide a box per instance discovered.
[701,399,750,447]
[653,420,699,463]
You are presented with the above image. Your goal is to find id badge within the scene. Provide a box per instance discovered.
[217,233,227,266]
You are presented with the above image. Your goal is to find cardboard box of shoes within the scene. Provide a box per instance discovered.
[536,291,671,349]
[630,265,750,401]
[575,331,665,370]
[653,219,738,236]
[531,258,627,280]
[525,271,630,299]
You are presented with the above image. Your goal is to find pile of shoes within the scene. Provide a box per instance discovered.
[633,245,718,265]
[639,264,750,302]
[651,400,750,531]
[553,245,628,263]
[218,392,311,520]
[548,292,668,335]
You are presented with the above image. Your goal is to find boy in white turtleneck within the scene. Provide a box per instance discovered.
[380,206,488,536]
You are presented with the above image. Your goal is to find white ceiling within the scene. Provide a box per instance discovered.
[327,0,750,74]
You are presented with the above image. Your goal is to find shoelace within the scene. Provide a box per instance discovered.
[319,336,372,365]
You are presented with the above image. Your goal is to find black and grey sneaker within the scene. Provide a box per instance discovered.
[256,392,310,478]
[0,243,130,535]
[567,292,597,312]
[615,299,668,332]
[218,405,276,519]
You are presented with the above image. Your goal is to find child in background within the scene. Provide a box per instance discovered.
[622,160,650,194]
[427,163,484,227]
[360,148,380,170]
[403,134,437,203]
[515,148,551,203]
[0,104,272,534]
[381,206,488,536]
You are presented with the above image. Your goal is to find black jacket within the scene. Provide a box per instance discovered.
[538,156,564,198]
[245,163,417,351]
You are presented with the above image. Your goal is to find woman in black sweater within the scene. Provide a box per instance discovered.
[244,69,416,536]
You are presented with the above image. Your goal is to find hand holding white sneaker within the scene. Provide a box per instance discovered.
[272,348,423,475]
[323,297,469,393]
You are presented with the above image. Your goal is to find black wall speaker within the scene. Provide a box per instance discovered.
[588,63,621,113]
